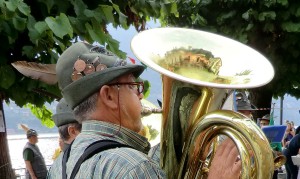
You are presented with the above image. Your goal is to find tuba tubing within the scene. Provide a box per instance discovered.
[159,75,275,179]
[177,110,274,179]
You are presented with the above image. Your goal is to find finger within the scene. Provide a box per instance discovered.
[217,138,235,157]
[227,143,240,164]
[232,160,242,177]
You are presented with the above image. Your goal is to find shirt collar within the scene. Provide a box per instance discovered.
[81,120,151,154]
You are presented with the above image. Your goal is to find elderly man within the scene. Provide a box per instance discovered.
[47,98,82,178]
[23,129,47,179]
[51,42,241,178]
[52,98,82,150]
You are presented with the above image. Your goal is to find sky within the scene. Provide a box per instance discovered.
[272,95,300,125]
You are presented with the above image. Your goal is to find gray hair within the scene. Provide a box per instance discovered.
[74,92,98,123]
[58,122,82,141]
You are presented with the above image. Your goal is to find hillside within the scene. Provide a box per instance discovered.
[4,101,58,135]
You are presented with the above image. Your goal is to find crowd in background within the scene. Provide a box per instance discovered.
[236,91,300,179]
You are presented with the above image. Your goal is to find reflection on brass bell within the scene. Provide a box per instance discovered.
[74,59,86,72]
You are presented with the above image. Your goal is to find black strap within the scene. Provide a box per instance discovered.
[62,140,130,179]
[62,141,74,179]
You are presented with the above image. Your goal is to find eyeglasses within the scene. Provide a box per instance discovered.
[108,82,144,94]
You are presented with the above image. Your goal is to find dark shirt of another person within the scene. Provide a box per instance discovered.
[287,134,300,156]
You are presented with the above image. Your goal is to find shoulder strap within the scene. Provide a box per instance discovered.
[68,140,131,179]
[62,140,74,179]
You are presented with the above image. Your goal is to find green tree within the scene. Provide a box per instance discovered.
[0,0,177,177]
[160,0,300,119]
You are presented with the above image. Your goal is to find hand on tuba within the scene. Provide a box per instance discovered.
[208,138,242,179]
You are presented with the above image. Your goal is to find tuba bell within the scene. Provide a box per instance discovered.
[131,27,282,179]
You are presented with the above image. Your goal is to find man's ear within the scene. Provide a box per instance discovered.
[68,125,80,138]
[99,85,118,109]
[68,126,76,138]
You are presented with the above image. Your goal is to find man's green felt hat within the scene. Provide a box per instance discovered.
[56,42,145,109]
[52,98,78,127]
[26,129,38,138]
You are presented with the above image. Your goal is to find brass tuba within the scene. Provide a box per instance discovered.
[131,27,282,179]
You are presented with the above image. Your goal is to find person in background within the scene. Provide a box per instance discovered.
[47,98,82,178]
[23,129,48,179]
[49,42,241,178]
[291,121,296,131]
[52,98,82,151]
[51,137,64,160]
[259,114,283,179]
[282,133,300,179]
[259,114,271,128]
[235,92,257,120]
[282,122,295,148]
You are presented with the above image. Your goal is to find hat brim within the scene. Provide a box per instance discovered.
[52,112,77,127]
[63,64,145,109]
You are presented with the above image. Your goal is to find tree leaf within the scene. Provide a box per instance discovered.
[34,21,48,34]
[25,103,55,128]
[17,1,30,16]
[12,15,27,31]
[0,65,15,89]
[45,13,73,39]
[296,7,300,17]
[99,5,114,23]
[4,0,18,11]
[27,15,41,43]
[258,11,276,21]
[84,9,104,24]
[39,0,54,13]
[73,0,87,16]
[282,22,300,32]
[22,45,34,58]
[143,80,150,99]
[111,3,128,27]
[86,23,106,44]
[106,37,126,58]
[276,0,288,6]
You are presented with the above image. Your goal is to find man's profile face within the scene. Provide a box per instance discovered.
[260,119,269,128]
[29,135,38,144]
[115,74,144,133]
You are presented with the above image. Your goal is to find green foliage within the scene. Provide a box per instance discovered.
[45,13,73,39]
[147,124,159,141]
[0,65,15,89]
[160,0,300,100]
[0,0,178,124]
[25,103,55,128]
[143,80,151,98]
